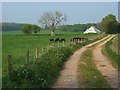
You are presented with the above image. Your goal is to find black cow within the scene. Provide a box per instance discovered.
[70,37,89,43]
[55,38,60,42]
[49,38,55,42]
[70,37,81,42]
[60,38,65,42]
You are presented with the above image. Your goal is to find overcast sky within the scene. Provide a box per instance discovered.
[1,2,118,25]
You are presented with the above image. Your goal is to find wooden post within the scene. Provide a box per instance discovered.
[36,47,38,59]
[26,51,29,65]
[78,39,79,43]
[63,41,65,47]
[42,48,45,55]
[7,55,12,76]
[58,42,60,47]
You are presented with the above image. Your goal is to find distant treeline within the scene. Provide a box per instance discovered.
[1,22,23,31]
[59,23,102,32]
[1,22,102,32]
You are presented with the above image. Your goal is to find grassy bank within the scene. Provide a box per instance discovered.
[78,49,110,88]
[102,35,120,69]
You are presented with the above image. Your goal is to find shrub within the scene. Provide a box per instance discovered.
[3,47,73,88]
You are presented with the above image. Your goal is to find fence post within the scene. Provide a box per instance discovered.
[36,47,38,59]
[78,39,79,43]
[58,42,60,47]
[42,48,45,55]
[63,41,65,47]
[7,55,12,77]
[26,51,29,65]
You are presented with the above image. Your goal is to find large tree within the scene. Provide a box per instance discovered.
[101,14,117,34]
[39,11,67,36]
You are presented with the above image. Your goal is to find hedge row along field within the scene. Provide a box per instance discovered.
[3,47,73,88]
[102,34,120,69]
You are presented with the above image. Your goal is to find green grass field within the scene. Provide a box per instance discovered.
[2,31,104,74]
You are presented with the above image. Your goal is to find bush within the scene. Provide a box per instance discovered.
[3,47,73,88]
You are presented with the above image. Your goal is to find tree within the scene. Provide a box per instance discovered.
[22,24,41,34]
[39,11,67,36]
[116,22,120,33]
[101,14,117,34]
[32,25,41,34]
[22,24,32,34]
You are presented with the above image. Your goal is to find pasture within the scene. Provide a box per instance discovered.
[2,31,104,74]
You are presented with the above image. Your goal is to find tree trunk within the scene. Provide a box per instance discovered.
[51,23,55,36]
[51,30,55,36]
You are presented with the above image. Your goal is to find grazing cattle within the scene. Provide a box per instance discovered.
[70,37,81,42]
[49,38,66,42]
[55,38,60,42]
[49,38,55,42]
[60,38,65,42]
[70,37,89,43]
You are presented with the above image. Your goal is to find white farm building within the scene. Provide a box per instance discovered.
[84,26,100,34]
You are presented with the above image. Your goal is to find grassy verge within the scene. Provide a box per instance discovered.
[102,36,120,69]
[78,49,110,88]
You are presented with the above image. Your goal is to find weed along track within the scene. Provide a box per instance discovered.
[93,35,118,88]
[52,35,115,88]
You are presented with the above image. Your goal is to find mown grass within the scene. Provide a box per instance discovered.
[78,49,110,88]
[102,34,120,69]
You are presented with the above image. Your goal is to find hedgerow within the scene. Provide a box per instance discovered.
[3,47,73,88]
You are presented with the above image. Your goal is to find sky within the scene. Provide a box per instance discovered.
[1,2,119,25]
[1,0,119,2]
